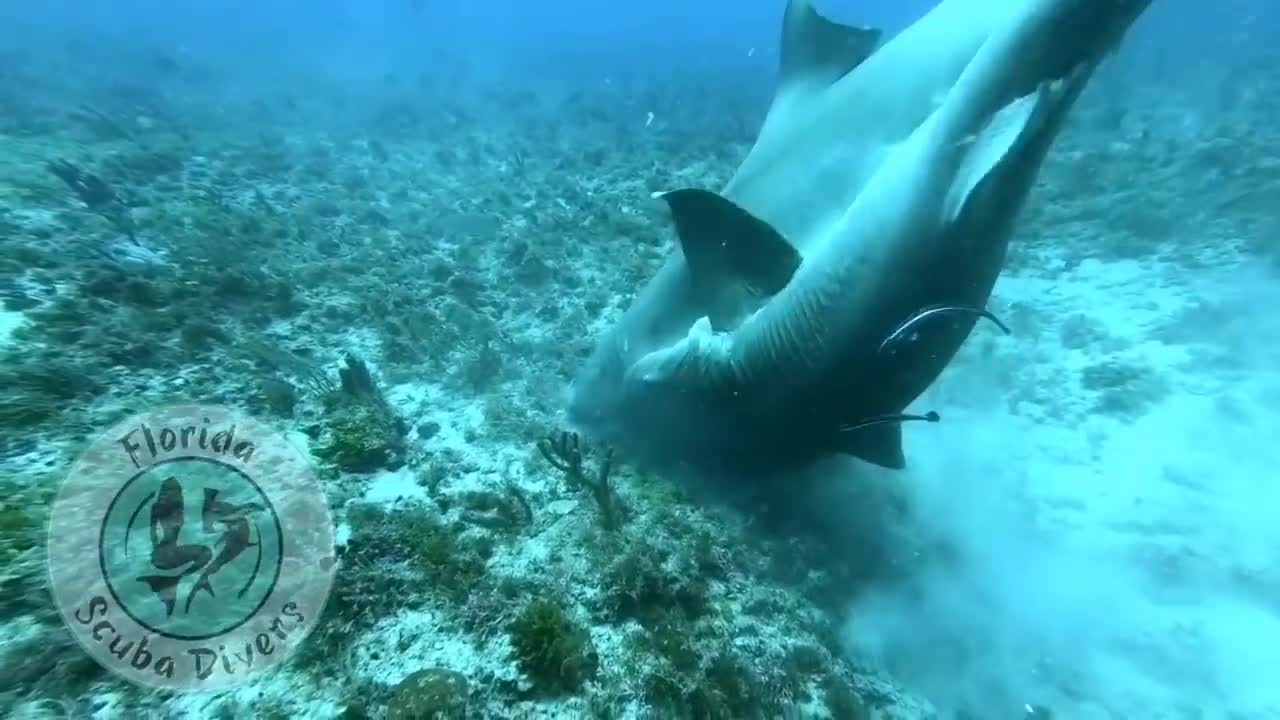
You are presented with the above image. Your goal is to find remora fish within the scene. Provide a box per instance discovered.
[569,0,1151,475]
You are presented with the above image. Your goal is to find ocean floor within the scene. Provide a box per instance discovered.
[846,254,1280,719]
[1,20,1279,720]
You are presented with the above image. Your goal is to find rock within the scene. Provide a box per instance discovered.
[387,668,469,720]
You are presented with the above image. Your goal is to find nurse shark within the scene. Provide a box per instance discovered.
[569,0,1151,476]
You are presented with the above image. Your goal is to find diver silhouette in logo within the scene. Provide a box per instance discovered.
[132,476,266,617]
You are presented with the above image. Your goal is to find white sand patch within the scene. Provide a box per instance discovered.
[845,257,1280,719]
[0,308,25,348]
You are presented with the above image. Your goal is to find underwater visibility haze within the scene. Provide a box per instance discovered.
[1,0,1278,718]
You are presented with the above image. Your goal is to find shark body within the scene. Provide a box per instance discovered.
[570,0,1151,476]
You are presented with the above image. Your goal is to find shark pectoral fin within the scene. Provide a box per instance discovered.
[836,421,906,470]
[778,0,881,94]
[659,188,801,301]
[836,411,939,469]
[944,88,1043,224]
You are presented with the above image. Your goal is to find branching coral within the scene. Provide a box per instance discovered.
[538,431,623,530]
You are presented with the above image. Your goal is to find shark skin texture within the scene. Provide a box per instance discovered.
[569,0,1152,479]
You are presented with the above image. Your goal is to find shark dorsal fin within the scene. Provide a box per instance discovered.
[658,189,801,325]
[778,0,881,95]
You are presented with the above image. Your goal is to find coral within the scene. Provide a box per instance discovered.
[399,510,489,602]
[291,550,411,670]
[314,400,407,472]
[641,650,784,719]
[461,339,505,391]
[1058,312,1109,350]
[386,668,469,720]
[313,354,408,472]
[508,598,598,695]
[415,459,451,499]
[697,652,771,716]
[538,431,624,530]
[601,536,708,626]
[367,504,488,602]
[294,503,489,668]
[1079,358,1170,418]
[459,485,533,533]
[824,675,873,720]
[256,377,300,417]
[631,618,699,675]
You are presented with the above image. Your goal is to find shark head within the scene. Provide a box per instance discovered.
[570,0,1151,478]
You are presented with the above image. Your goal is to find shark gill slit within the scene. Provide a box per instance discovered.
[777,289,828,379]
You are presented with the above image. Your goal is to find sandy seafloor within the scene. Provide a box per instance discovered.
[2,18,1280,720]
